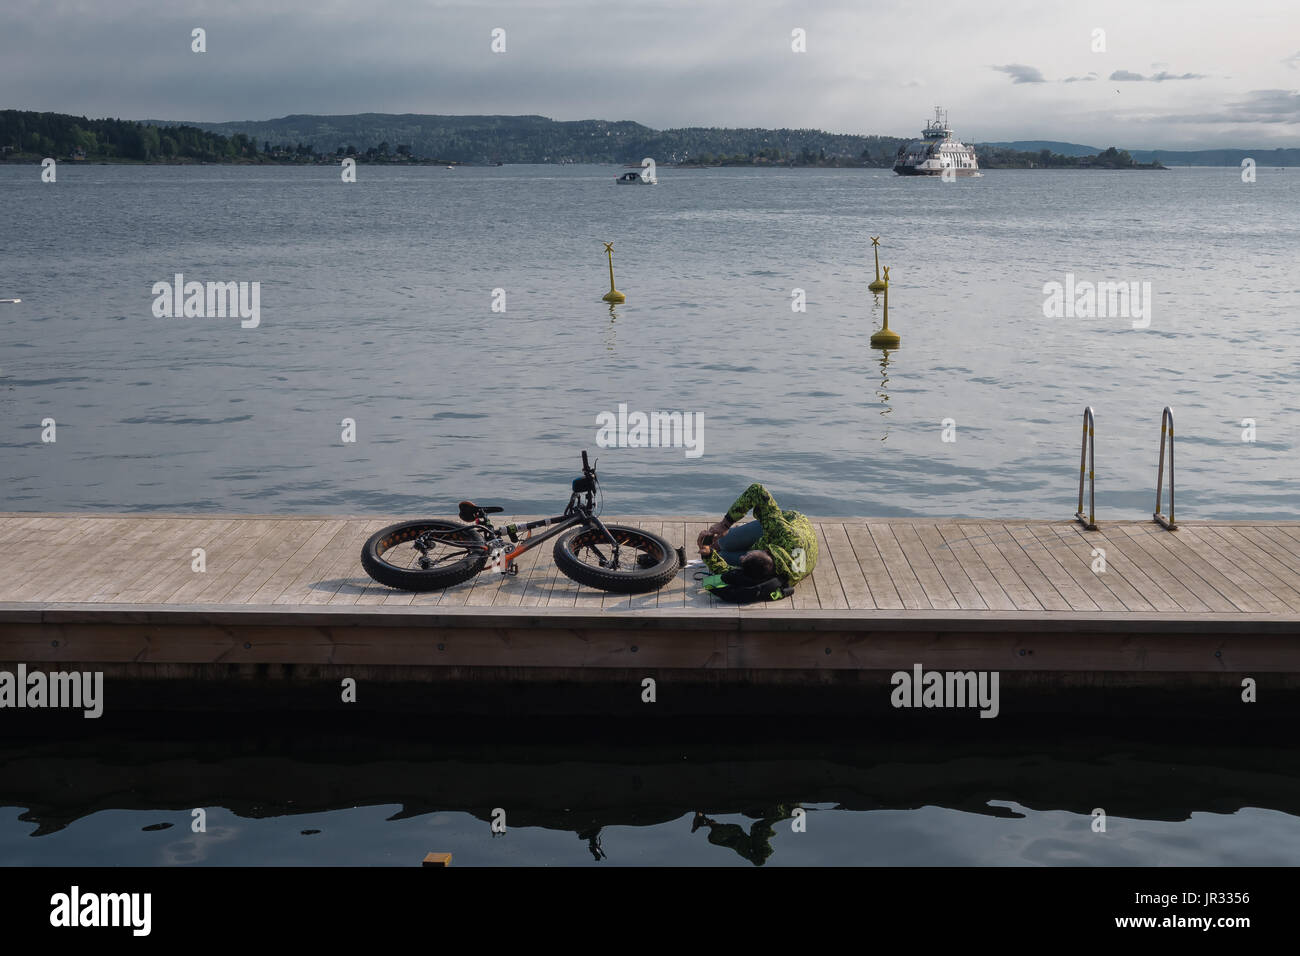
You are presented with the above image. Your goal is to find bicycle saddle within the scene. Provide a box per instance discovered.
[458,500,504,521]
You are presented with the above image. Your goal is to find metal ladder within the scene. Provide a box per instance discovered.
[1074,406,1097,530]
[1153,406,1177,530]
[1071,406,1179,531]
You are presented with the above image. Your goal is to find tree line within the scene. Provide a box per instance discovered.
[0,109,1167,169]
[0,110,383,163]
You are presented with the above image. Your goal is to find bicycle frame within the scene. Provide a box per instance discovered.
[414,454,623,574]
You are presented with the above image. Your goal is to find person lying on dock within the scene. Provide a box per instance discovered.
[696,483,817,602]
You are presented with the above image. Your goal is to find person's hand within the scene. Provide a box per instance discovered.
[696,521,730,555]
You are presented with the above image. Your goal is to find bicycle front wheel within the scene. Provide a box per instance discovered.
[361,520,488,591]
[552,523,680,594]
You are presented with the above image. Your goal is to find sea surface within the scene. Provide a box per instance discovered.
[3,164,1298,519]
[2,163,1299,866]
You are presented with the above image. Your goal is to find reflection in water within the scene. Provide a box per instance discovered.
[4,715,1300,866]
[692,806,797,866]
[871,294,895,441]
[604,304,618,352]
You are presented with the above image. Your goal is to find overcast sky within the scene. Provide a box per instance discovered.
[4,0,1298,148]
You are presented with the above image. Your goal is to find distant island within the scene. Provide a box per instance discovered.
[3,109,1290,169]
[977,145,1165,169]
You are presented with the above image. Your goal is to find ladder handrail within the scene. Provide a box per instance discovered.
[1153,406,1178,530]
[1074,406,1098,530]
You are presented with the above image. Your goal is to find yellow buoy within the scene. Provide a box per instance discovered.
[868,236,888,293]
[870,266,900,348]
[601,241,626,303]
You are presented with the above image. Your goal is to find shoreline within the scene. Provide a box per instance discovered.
[0,156,1174,170]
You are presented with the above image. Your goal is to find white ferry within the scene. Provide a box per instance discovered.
[894,108,980,176]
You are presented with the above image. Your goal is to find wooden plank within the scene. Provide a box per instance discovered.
[243,519,349,605]
[819,521,876,610]
[1040,522,1156,613]
[175,518,280,605]
[206,519,320,606]
[842,521,902,610]
[1254,525,1300,563]
[1175,526,1296,614]
[1126,524,1265,613]
[864,522,929,610]
[1016,524,1128,612]
[805,524,848,610]
[1004,524,1101,612]
[913,522,991,610]
[274,519,371,605]
[215,519,327,606]
[1217,527,1300,595]
[935,524,1016,611]
[959,524,1042,612]
[6,517,136,603]
[1108,524,1232,613]
[0,515,45,546]
[301,519,390,606]
[2,516,143,604]
[977,523,1070,611]
[1187,526,1300,613]
[1064,525,1184,614]
[657,521,689,610]
[888,522,959,610]
[1272,524,1300,546]
[156,517,265,605]
[516,557,560,608]
[130,519,240,605]
[83,519,189,604]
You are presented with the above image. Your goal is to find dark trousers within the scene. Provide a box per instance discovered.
[716,520,762,567]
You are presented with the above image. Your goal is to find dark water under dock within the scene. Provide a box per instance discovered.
[4,713,1300,866]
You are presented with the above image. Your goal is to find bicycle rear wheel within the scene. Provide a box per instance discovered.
[552,523,680,594]
[361,520,488,591]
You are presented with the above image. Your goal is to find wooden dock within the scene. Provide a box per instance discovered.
[3,512,1300,714]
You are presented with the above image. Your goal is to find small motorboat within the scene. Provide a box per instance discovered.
[616,170,656,185]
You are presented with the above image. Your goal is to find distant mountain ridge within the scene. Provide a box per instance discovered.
[141,113,906,166]
[149,113,1295,167]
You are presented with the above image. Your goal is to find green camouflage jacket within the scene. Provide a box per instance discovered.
[704,483,818,585]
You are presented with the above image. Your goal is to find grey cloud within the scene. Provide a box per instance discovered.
[1110,69,1206,82]
[1284,52,1300,69]
[1153,89,1300,124]
[991,64,1046,84]
[1062,73,1098,83]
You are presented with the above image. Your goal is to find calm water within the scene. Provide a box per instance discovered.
[2,164,1298,518]
[5,718,1300,866]
[2,164,1299,866]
